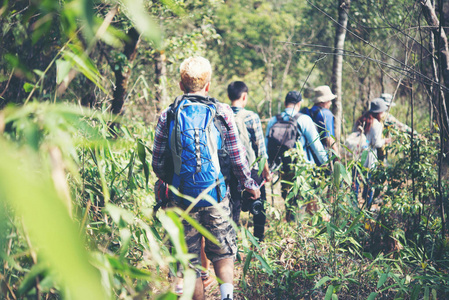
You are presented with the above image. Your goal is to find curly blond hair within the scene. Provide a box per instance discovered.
[179,57,212,93]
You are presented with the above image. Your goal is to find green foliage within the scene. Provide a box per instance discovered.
[238,128,449,298]
[1,0,448,299]
[0,103,210,299]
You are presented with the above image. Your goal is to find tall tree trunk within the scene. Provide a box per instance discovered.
[419,0,449,130]
[266,57,273,118]
[277,48,293,115]
[111,28,140,115]
[154,50,168,111]
[261,37,274,118]
[419,0,448,239]
[331,0,350,146]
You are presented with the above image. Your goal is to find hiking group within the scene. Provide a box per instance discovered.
[151,56,408,299]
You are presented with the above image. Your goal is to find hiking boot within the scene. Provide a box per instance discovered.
[222,294,232,300]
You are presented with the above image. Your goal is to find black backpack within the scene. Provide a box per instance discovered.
[267,113,302,170]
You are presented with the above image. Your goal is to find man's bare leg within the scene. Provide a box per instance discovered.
[200,237,214,288]
[192,277,204,300]
[201,237,210,274]
[213,257,234,299]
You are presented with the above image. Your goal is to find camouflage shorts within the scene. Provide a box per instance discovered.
[182,196,237,268]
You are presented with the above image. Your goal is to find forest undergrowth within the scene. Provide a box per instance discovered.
[2,104,448,300]
[2,0,449,299]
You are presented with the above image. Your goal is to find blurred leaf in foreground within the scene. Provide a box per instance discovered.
[0,139,108,300]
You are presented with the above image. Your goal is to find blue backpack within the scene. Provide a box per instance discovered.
[167,95,230,207]
[301,106,324,136]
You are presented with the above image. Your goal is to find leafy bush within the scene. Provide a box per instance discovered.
[238,130,449,299]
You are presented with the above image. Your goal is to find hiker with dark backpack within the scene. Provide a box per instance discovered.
[152,57,260,300]
[301,85,339,156]
[265,91,327,221]
[228,81,272,241]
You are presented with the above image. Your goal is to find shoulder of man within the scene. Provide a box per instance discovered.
[320,107,334,117]
[241,108,259,120]
[159,107,170,118]
[216,101,234,118]
[296,112,318,132]
[155,107,171,130]
[296,112,313,123]
[216,101,231,113]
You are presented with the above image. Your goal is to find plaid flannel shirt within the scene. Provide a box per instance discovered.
[152,99,259,193]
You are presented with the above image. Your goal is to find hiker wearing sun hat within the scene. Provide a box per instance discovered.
[301,85,338,156]
[353,98,392,208]
[379,93,413,134]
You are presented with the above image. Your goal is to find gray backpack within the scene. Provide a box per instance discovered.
[234,109,257,167]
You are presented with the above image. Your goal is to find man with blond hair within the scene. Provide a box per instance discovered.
[152,56,260,300]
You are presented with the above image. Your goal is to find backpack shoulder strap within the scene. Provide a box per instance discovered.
[235,108,252,119]
[183,94,218,105]
[169,95,185,111]
[289,112,305,146]
[292,112,302,122]
[166,95,185,135]
[275,114,284,122]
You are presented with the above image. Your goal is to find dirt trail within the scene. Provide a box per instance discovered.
[203,182,284,300]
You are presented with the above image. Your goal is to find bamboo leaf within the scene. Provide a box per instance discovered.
[324,285,334,300]
[56,59,72,85]
[105,203,134,225]
[106,255,152,279]
[181,212,220,246]
[23,82,36,93]
[253,252,273,275]
[158,211,189,261]
[242,250,254,288]
[180,269,196,300]
[245,228,261,250]
[156,292,178,300]
[80,0,95,42]
[160,0,185,16]
[62,46,105,92]
[0,140,107,300]
[137,139,149,187]
[314,276,332,289]
[121,0,161,47]
[18,263,47,295]
[410,284,421,300]
[333,161,342,187]
[377,272,388,289]
[346,213,363,234]
[367,292,378,300]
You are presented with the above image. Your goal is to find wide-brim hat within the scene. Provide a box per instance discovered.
[313,85,337,103]
[380,93,396,107]
[369,98,388,113]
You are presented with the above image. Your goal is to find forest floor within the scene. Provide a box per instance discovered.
[204,182,288,300]
[202,181,381,300]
